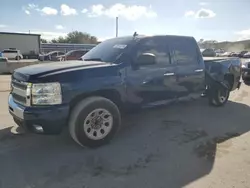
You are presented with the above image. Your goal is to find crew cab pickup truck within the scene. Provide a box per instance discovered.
[8,35,242,148]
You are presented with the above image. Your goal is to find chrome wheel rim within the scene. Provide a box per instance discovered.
[83,108,113,140]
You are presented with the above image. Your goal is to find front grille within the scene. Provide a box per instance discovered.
[11,79,28,106]
[12,80,27,90]
[12,93,26,104]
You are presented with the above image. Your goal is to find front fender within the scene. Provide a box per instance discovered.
[62,75,125,104]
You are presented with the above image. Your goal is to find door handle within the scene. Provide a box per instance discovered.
[164,72,175,76]
[195,69,204,72]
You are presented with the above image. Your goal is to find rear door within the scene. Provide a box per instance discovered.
[170,37,205,97]
[126,36,178,105]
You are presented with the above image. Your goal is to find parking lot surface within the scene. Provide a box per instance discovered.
[1,75,250,188]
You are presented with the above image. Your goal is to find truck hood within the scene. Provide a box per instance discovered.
[13,60,113,80]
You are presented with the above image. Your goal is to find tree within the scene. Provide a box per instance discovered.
[40,38,48,43]
[52,36,67,43]
[198,39,204,43]
[51,31,98,44]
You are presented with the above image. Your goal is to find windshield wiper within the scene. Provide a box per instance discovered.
[83,58,103,62]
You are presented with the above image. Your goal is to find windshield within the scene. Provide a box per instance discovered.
[82,37,135,63]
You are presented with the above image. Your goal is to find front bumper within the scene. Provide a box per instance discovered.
[8,94,70,134]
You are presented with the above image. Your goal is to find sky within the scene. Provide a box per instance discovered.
[0,0,250,42]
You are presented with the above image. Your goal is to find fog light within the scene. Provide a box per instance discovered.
[33,124,44,133]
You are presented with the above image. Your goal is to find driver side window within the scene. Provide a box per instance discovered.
[135,37,171,67]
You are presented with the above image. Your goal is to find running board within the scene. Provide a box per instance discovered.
[143,93,202,108]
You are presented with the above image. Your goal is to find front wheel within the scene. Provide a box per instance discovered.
[69,96,121,148]
[208,81,230,107]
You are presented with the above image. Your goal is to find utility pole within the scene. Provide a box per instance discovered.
[116,17,118,37]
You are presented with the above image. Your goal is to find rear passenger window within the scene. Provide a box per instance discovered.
[135,37,170,67]
[171,38,198,65]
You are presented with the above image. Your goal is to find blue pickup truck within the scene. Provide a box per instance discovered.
[8,35,242,148]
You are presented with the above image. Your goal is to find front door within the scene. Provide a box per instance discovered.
[125,36,178,105]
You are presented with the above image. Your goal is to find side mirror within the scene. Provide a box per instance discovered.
[135,53,156,66]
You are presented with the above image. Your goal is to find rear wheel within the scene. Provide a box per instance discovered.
[69,96,121,148]
[208,81,230,107]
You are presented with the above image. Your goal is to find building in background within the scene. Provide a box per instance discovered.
[40,43,96,54]
[0,32,41,59]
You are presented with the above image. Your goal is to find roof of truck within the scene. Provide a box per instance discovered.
[112,35,195,41]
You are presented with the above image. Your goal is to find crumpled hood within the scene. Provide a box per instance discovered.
[13,60,113,81]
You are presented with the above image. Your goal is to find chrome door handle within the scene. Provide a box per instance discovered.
[164,72,175,76]
[195,69,203,72]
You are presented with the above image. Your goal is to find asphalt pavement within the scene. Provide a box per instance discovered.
[1,76,250,188]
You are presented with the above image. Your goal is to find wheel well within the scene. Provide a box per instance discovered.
[69,89,123,112]
[224,74,234,90]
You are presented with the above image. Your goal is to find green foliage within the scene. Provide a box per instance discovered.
[199,40,250,51]
[40,38,48,43]
[51,31,98,44]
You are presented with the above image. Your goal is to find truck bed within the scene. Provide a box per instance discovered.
[204,57,242,91]
[203,57,238,62]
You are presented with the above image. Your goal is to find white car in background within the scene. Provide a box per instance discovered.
[219,51,232,57]
[1,49,23,60]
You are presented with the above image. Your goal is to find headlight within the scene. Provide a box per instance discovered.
[242,64,246,68]
[31,82,62,105]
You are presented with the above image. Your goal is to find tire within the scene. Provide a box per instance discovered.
[69,96,121,148]
[15,56,21,60]
[208,81,230,107]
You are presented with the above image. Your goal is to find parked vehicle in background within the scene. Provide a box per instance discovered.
[8,35,242,148]
[243,52,250,58]
[0,32,40,59]
[219,52,232,57]
[57,49,89,61]
[38,51,65,61]
[200,48,216,57]
[41,43,96,54]
[215,49,225,56]
[230,52,240,57]
[230,51,249,58]
[1,48,23,60]
[238,51,248,58]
